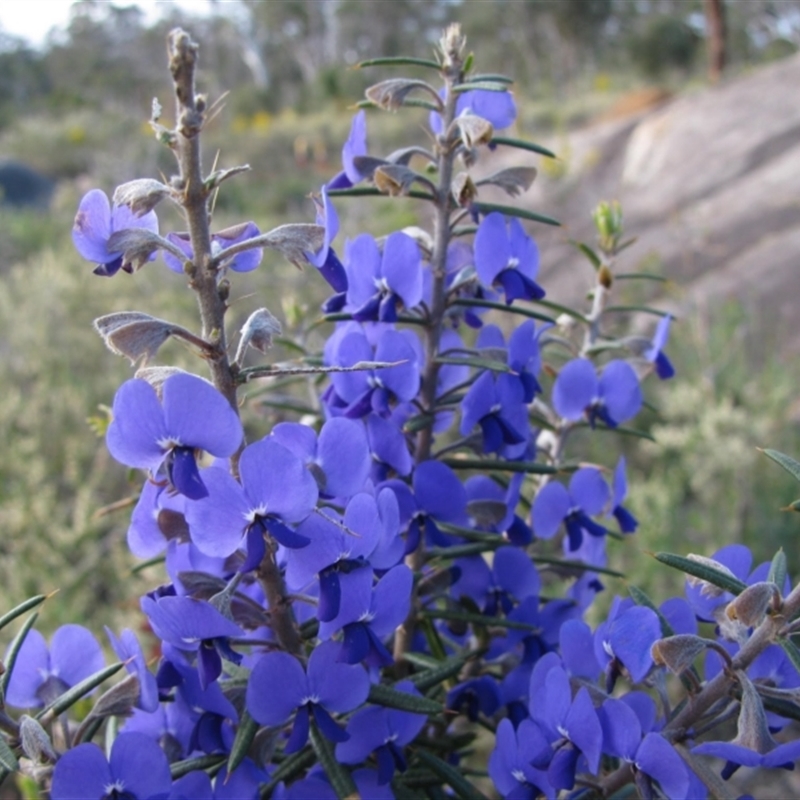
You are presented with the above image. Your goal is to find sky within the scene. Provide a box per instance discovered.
[0,0,215,47]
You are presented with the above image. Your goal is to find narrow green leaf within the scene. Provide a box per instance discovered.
[469,73,514,84]
[130,556,165,575]
[768,549,788,591]
[36,661,125,723]
[421,608,540,632]
[532,554,625,579]
[605,304,674,318]
[227,710,259,777]
[761,692,800,726]
[427,541,504,561]
[1,611,39,696]
[310,722,358,799]
[322,311,425,326]
[440,458,558,475]
[170,754,226,779]
[409,655,477,694]
[614,272,669,282]
[453,81,509,93]
[0,736,19,773]
[415,750,488,800]
[261,746,316,795]
[369,683,443,715]
[403,412,435,434]
[358,56,441,70]
[0,594,46,634]
[435,355,513,374]
[573,421,656,442]
[450,298,555,324]
[760,448,800,483]
[532,298,589,324]
[653,552,748,595]
[571,241,601,269]
[419,616,448,663]
[780,638,800,678]
[327,185,435,202]
[489,136,557,159]
[470,202,560,227]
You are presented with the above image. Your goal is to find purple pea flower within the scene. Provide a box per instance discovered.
[4,624,104,708]
[336,680,427,784]
[50,731,172,800]
[72,188,159,277]
[451,546,540,616]
[321,565,413,666]
[645,314,675,379]
[141,595,244,690]
[325,327,420,418]
[447,676,501,722]
[599,698,691,799]
[593,597,662,690]
[460,370,529,454]
[609,456,638,533]
[529,653,603,791]
[344,232,423,322]
[127,480,189,558]
[430,89,517,134]
[473,212,544,304]
[162,222,263,274]
[327,110,368,190]
[124,691,197,762]
[270,417,370,500]
[466,473,531,545]
[489,718,555,800]
[532,467,610,551]
[106,373,243,501]
[308,186,348,311]
[185,438,318,566]
[106,627,159,712]
[553,358,642,428]
[246,640,369,753]
[406,459,468,552]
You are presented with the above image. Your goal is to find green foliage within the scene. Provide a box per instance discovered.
[628,16,701,79]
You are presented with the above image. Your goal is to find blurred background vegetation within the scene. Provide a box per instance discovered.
[1,0,799,630]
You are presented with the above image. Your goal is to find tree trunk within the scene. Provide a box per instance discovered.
[705,0,726,83]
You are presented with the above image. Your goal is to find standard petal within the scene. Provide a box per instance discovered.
[636,733,690,799]
[4,629,49,707]
[375,330,420,402]
[106,379,168,469]
[460,370,496,436]
[382,231,422,309]
[553,359,596,420]
[317,417,370,498]
[414,460,466,523]
[599,360,642,425]
[71,189,113,263]
[344,233,382,308]
[494,546,540,600]
[474,212,510,286]
[142,596,242,647]
[185,467,251,557]
[110,731,172,799]
[50,625,105,689]
[246,651,307,726]
[162,373,242,457]
[531,482,570,539]
[50,743,110,799]
[239,439,318,522]
[569,468,610,516]
[308,641,370,713]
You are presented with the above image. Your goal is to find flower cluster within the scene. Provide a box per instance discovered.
[1,23,798,800]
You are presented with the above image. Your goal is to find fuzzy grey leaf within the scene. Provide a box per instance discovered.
[365,78,443,112]
[476,166,537,197]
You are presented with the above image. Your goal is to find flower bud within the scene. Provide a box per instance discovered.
[651,634,708,675]
[107,228,164,273]
[236,307,282,363]
[19,715,56,764]
[113,179,171,217]
[451,172,477,207]
[726,582,780,627]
